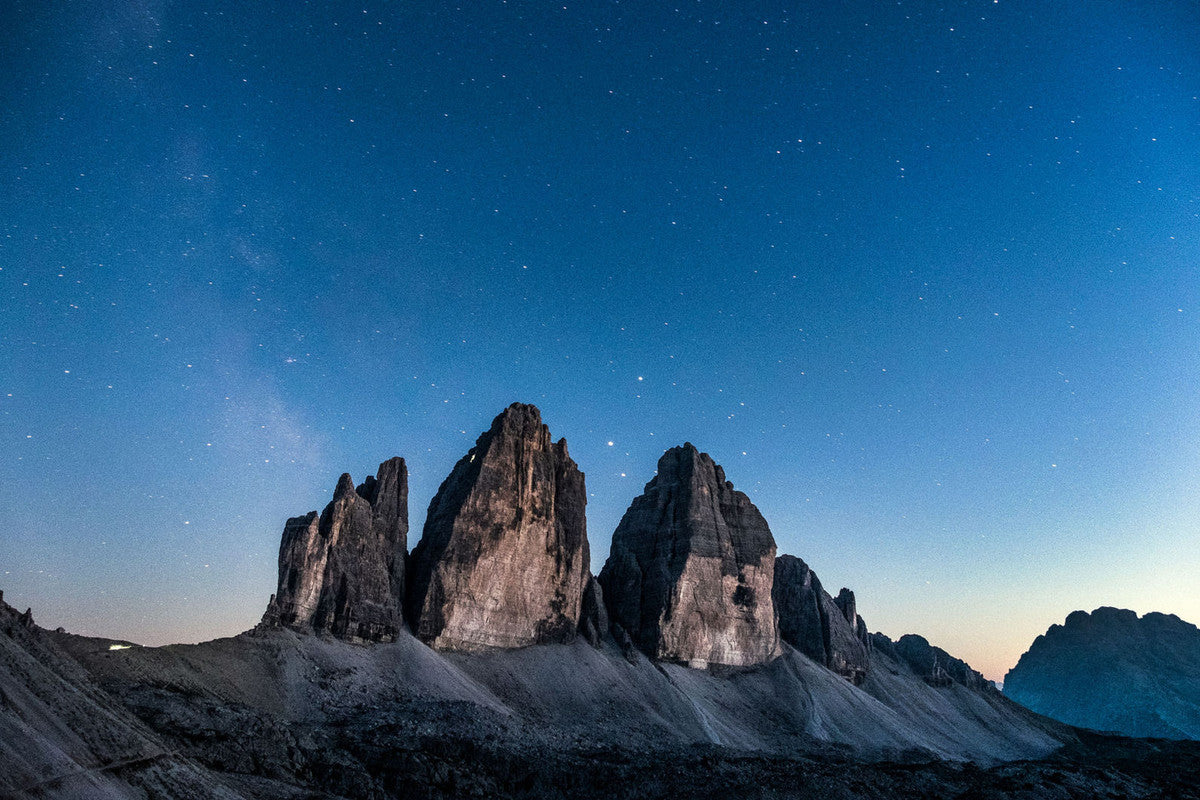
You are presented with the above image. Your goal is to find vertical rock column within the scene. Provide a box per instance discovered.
[599,443,780,668]
[405,403,590,650]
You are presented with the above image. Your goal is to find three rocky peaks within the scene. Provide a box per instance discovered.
[261,402,875,680]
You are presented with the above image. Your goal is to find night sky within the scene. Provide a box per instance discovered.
[3,1,1198,681]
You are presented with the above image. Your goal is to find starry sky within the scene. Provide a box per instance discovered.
[2,1,1198,681]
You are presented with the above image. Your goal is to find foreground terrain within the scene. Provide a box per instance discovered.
[4,599,1200,799]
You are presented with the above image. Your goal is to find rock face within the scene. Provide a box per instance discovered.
[599,443,780,668]
[261,457,408,642]
[772,555,870,684]
[835,587,874,653]
[1004,607,1200,739]
[405,403,590,650]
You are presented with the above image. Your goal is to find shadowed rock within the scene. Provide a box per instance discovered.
[835,587,874,653]
[1004,607,1200,738]
[578,575,609,647]
[261,457,408,642]
[599,443,780,668]
[773,556,870,684]
[405,403,590,650]
[772,555,828,664]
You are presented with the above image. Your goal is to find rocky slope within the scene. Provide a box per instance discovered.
[38,621,1200,799]
[1004,607,1200,739]
[260,457,408,643]
[599,443,780,668]
[406,403,590,650]
[0,595,244,799]
[0,594,1193,800]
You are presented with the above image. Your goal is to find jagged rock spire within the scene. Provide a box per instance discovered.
[261,457,408,642]
[773,556,870,684]
[405,403,590,650]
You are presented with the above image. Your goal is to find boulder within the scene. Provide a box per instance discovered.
[405,403,590,650]
[261,457,408,642]
[599,443,780,668]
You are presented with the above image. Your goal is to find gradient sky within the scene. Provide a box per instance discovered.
[2,1,1198,681]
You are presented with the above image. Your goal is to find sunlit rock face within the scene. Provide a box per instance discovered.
[261,457,408,642]
[405,403,590,650]
[772,555,870,684]
[599,443,780,668]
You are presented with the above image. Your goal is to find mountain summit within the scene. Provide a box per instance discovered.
[406,402,590,650]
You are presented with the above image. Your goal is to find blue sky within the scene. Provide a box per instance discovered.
[2,0,1198,679]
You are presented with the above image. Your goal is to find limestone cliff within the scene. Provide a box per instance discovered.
[599,443,780,668]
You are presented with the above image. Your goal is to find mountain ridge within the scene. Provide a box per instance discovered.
[1004,606,1200,740]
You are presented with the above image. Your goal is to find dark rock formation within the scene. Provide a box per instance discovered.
[405,403,590,650]
[599,443,780,668]
[871,632,989,691]
[1004,607,1200,739]
[772,555,828,664]
[772,556,869,684]
[261,457,408,642]
[578,575,609,647]
[834,587,874,653]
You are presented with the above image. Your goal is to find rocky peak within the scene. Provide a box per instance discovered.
[1004,607,1200,739]
[261,457,408,642]
[834,588,857,628]
[405,403,590,650]
[834,587,873,652]
[599,443,780,668]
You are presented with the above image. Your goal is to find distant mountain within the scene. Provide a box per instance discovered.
[1005,607,1200,740]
